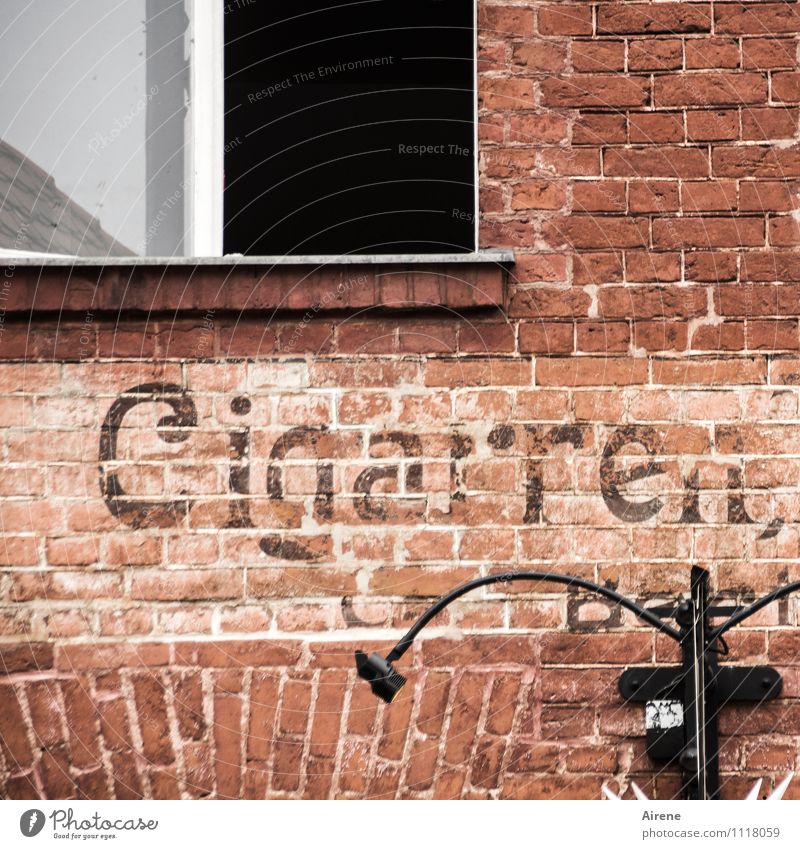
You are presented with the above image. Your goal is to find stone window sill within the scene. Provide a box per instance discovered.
[5,251,513,314]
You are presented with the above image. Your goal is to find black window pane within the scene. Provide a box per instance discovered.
[224,0,476,255]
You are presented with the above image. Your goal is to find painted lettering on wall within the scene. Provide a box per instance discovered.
[99,384,787,563]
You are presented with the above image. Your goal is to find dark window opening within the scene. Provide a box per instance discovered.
[224,0,476,256]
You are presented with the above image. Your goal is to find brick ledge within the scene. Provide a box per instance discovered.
[2,256,511,314]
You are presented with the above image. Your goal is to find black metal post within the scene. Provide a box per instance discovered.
[675,566,719,800]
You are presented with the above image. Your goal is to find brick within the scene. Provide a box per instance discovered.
[686,109,740,141]
[471,736,506,788]
[62,678,102,769]
[538,6,593,36]
[512,41,567,74]
[628,181,680,213]
[455,389,512,420]
[425,358,531,387]
[652,357,766,385]
[544,216,650,249]
[480,78,534,110]
[716,4,800,36]
[478,43,506,73]
[572,180,626,213]
[572,252,624,285]
[0,642,53,673]
[214,691,242,799]
[97,686,135,755]
[308,670,344,758]
[338,739,370,793]
[406,738,439,789]
[742,252,800,282]
[370,566,476,597]
[511,180,566,211]
[598,4,712,35]
[443,671,486,764]
[536,357,648,386]
[132,674,174,764]
[459,322,516,353]
[685,38,741,69]
[378,684,413,760]
[742,37,798,70]
[746,319,799,351]
[541,76,649,109]
[605,147,708,179]
[684,250,738,281]
[716,283,800,316]
[576,321,630,353]
[681,181,738,212]
[713,146,800,178]
[26,680,63,748]
[542,148,604,177]
[741,107,798,140]
[0,535,39,566]
[540,667,620,703]
[508,113,568,144]
[479,5,535,37]
[398,321,457,354]
[131,569,242,601]
[247,568,356,598]
[740,181,800,212]
[626,252,682,283]
[184,640,302,668]
[635,319,689,352]
[75,768,110,800]
[652,217,764,248]
[655,72,767,106]
[771,72,800,102]
[519,321,574,354]
[106,534,162,567]
[0,684,33,768]
[279,678,312,735]
[628,38,683,71]
[598,285,708,319]
[40,746,75,798]
[174,672,206,740]
[770,215,800,247]
[541,633,652,664]
[3,772,39,799]
[571,41,625,73]
[481,218,536,248]
[573,113,627,145]
[58,642,170,671]
[628,112,684,144]
[484,149,536,179]
[691,322,745,351]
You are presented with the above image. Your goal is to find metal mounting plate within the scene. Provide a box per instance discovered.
[619,665,782,705]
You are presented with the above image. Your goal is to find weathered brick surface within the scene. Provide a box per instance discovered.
[0,351,797,798]
[2,0,800,800]
[0,636,796,799]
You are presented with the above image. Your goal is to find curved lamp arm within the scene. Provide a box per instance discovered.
[388,570,681,659]
[355,569,681,703]
[711,579,800,640]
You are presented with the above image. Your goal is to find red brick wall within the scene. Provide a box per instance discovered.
[2,1,800,799]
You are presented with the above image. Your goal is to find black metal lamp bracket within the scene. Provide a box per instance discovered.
[619,566,783,799]
[355,564,800,800]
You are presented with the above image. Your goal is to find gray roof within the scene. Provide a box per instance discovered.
[0,139,133,256]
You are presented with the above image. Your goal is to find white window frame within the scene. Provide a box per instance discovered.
[188,0,224,257]
[188,0,479,257]
[4,1,478,260]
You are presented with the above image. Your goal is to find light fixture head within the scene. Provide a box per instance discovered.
[354,650,406,703]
